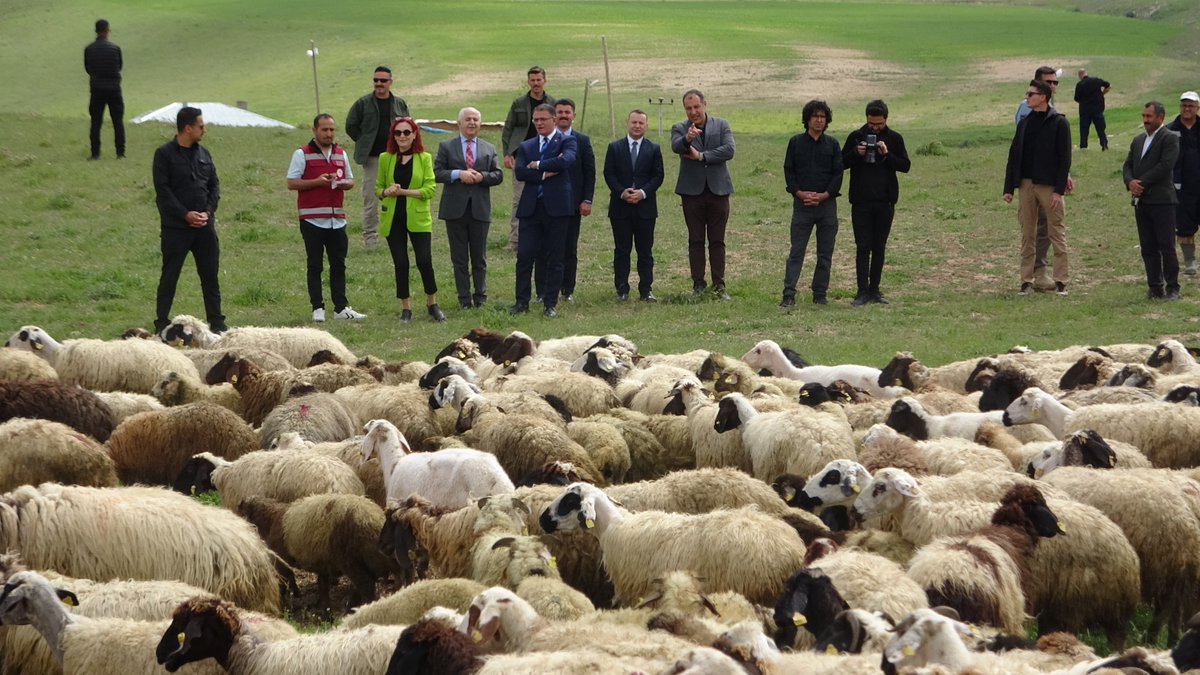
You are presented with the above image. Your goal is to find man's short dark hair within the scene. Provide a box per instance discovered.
[865,99,889,119]
[1034,65,1056,80]
[95,19,109,34]
[682,89,706,104]
[802,99,833,130]
[533,103,556,117]
[628,109,647,119]
[528,66,546,77]
[177,106,202,132]
[374,66,391,75]
[313,113,335,129]
[555,98,576,111]
[1029,79,1052,98]
[1146,101,1166,118]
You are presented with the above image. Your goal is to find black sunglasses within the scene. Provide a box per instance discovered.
[373,77,391,83]
[393,129,414,137]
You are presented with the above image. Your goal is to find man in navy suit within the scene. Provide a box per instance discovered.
[546,98,594,304]
[604,110,664,301]
[511,103,578,317]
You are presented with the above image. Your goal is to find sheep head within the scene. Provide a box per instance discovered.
[800,460,872,511]
[1147,339,1187,370]
[739,339,780,371]
[1002,387,1049,427]
[1109,363,1157,389]
[152,371,186,406]
[712,396,745,433]
[0,571,79,627]
[1058,353,1109,391]
[993,484,1063,540]
[979,366,1043,411]
[156,596,240,672]
[4,326,54,357]
[853,468,921,520]
[460,587,534,652]
[884,608,973,671]
[389,618,484,675]
[817,609,895,655]
[361,419,410,462]
[172,453,224,496]
[878,352,922,391]
[636,570,721,618]
[798,382,833,406]
[884,397,929,440]
[772,568,849,650]
[539,482,605,534]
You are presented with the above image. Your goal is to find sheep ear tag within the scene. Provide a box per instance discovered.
[825,644,839,655]
[707,391,715,400]
[177,631,186,646]
[56,589,77,606]
[230,374,239,384]
[841,477,860,497]
[584,518,595,529]
[783,486,796,501]
[893,378,902,386]
[471,629,483,642]
[792,612,806,626]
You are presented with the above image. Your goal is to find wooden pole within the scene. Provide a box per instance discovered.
[601,36,615,138]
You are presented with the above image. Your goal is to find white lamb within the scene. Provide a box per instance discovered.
[886,396,1005,441]
[712,392,856,482]
[740,339,905,398]
[361,419,514,509]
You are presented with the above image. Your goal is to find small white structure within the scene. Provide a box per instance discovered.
[132,102,294,129]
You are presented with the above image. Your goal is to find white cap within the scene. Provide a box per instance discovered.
[1182,91,1200,103]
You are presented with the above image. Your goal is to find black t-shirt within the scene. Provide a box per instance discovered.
[1020,111,1047,179]
[371,96,392,157]
[393,155,413,230]
[524,93,545,141]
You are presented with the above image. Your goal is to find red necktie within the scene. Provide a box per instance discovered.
[465,139,475,169]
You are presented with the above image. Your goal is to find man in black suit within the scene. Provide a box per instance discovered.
[1124,101,1182,299]
[511,103,577,318]
[84,19,123,160]
[544,98,594,304]
[604,109,664,302]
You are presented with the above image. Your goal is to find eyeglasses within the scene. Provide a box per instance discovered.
[373,78,391,83]
[1044,80,1058,86]
[393,129,414,137]
[532,117,553,123]
[1025,91,1043,98]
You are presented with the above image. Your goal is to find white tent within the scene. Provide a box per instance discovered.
[131,102,294,129]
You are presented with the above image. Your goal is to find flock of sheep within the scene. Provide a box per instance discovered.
[3,318,1200,674]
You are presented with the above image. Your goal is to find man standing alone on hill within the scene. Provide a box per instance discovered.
[287,114,367,323]
[501,67,555,252]
[1168,91,1200,276]
[345,66,410,248]
[84,19,123,160]
[1073,68,1111,151]
[152,107,225,335]
[1125,101,1182,300]
[1004,79,1072,297]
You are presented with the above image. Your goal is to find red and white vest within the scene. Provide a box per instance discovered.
[296,141,348,222]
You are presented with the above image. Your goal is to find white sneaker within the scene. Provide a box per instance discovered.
[312,308,326,322]
[333,307,367,320]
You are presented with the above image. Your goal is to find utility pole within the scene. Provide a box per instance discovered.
[306,41,321,115]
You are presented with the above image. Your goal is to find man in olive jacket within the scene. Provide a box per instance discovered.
[500,66,555,251]
[345,66,410,247]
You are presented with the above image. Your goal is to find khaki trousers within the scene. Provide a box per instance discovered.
[1017,179,1068,284]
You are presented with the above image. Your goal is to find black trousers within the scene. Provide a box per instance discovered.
[851,202,894,294]
[516,201,567,309]
[783,200,838,299]
[1078,109,1108,150]
[1135,202,1180,292]
[156,226,223,331]
[445,216,489,306]
[89,88,125,157]
[1177,188,1200,238]
[535,212,581,300]
[299,220,349,312]
[681,190,729,290]
[387,228,436,299]
[611,214,656,296]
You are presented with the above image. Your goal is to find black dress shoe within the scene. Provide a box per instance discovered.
[543,306,558,318]
[428,304,446,322]
[812,296,828,305]
[779,296,796,309]
[871,291,890,305]
[713,286,731,301]
[400,309,412,323]
[640,292,657,303]
[1167,289,1183,300]
[851,293,870,307]
[1147,288,1165,300]
[562,294,574,303]
[508,303,529,315]
[616,293,629,301]
[459,301,473,310]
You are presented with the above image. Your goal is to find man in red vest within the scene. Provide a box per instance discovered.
[287,114,367,321]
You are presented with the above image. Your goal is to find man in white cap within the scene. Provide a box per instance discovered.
[1167,91,1200,275]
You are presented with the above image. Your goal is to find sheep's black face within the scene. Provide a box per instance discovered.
[1173,624,1200,672]
[979,371,1032,411]
[172,458,216,495]
[696,355,721,383]
[419,362,453,390]
[160,324,193,346]
[964,359,998,393]
[712,398,742,433]
[1058,359,1099,391]
[819,506,852,532]
[1147,345,1172,368]
[1066,430,1116,469]
[1024,502,1063,539]
[884,401,927,441]
[815,611,867,655]
[1165,385,1200,405]
[773,571,848,649]
[156,611,232,672]
[662,391,686,416]
[877,355,916,391]
[798,382,831,407]
[540,491,582,534]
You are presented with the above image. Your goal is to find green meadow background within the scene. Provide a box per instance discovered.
[3,0,1200,367]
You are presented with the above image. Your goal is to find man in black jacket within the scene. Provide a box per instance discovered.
[1168,91,1200,276]
[843,100,911,306]
[84,19,123,160]
[152,107,225,335]
[1003,79,1072,296]
[1073,69,1111,151]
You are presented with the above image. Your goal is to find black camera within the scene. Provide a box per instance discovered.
[864,134,877,164]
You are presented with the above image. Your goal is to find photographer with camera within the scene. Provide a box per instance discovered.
[842,100,911,306]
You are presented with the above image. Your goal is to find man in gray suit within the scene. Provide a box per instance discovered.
[1124,101,1182,300]
[435,107,504,309]
[671,89,735,300]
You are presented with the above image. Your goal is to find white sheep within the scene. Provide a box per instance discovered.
[341,578,486,629]
[0,483,280,613]
[0,570,228,675]
[712,392,856,482]
[0,347,59,382]
[861,422,1014,476]
[333,382,447,448]
[6,325,201,395]
[539,482,808,606]
[158,596,404,675]
[886,396,1005,441]
[257,391,358,448]
[740,339,905,398]
[671,376,748,472]
[485,369,621,418]
[0,417,118,492]
[361,418,514,509]
[172,449,365,511]
[151,369,242,415]
[160,314,357,367]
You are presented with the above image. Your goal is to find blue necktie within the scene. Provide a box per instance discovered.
[537,135,550,198]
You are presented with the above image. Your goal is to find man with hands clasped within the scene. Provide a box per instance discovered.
[781,100,843,308]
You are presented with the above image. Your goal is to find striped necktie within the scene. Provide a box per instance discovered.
[465,139,474,169]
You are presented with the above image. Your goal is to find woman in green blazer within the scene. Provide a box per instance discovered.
[376,117,444,322]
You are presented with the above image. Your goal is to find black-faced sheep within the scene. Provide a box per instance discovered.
[671,376,748,471]
[6,325,201,395]
[0,418,117,492]
[0,379,115,442]
[885,396,1004,441]
[104,401,258,485]
[157,596,403,674]
[173,449,365,511]
[385,617,485,675]
[238,494,395,609]
[712,392,855,482]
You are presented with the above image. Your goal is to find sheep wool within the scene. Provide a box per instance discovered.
[152,370,242,416]
[257,392,358,448]
[163,315,357,368]
[92,391,164,426]
[0,379,115,442]
[0,418,118,492]
[0,484,279,613]
[0,348,59,382]
[105,401,258,485]
[341,578,487,630]
[176,449,365,511]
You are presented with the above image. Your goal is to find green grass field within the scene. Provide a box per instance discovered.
[4,0,1200,366]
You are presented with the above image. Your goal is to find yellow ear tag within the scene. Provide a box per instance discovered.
[792,612,806,626]
[471,629,483,642]
[585,518,595,529]
[783,486,796,501]
[1032,409,1040,419]
[825,644,838,655]
[173,338,184,347]
[851,484,861,494]
[177,632,186,646]
[706,392,715,400]
[548,557,558,570]
[33,342,43,351]
[894,378,902,386]
[800,391,809,398]
[901,644,915,657]
[504,360,512,367]
[457,351,466,359]
[407,550,417,561]
[522,526,529,536]
[190,485,197,496]
[230,374,238,384]
[1057,522,1067,534]
[62,595,75,607]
